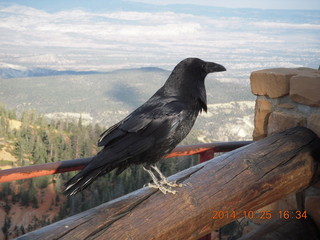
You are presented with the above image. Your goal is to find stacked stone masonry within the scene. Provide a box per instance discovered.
[250,67,320,232]
[250,67,320,140]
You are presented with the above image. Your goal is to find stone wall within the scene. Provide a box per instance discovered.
[250,67,320,230]
[251,67,320,140]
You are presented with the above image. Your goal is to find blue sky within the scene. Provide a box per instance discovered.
[129,0,320,10]
[2,0,320,11]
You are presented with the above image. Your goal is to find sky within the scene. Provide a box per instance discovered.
[3,0,320,10]
[129,0,320,10]
[0,0,319,83]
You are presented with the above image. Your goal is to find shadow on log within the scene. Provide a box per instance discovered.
[18,127,320,240]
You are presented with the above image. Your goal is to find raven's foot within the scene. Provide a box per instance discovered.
[147,182,177,194]
[143,166,180,194]
[160,178,183,188]
[151,165,183,188]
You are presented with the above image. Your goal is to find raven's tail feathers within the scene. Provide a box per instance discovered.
[64,168,103,196]
[64,149,128,196]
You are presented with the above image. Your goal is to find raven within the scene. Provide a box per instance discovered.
[64,58,226,195]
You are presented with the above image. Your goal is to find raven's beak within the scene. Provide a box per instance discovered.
[205,62,226,73]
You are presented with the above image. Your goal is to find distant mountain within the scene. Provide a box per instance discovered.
[112,67,167,73]
[0,67,167,79]
[0,68,102,79]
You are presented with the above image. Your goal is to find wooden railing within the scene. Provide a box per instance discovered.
[0,140,250,240]
[2,127,320,240]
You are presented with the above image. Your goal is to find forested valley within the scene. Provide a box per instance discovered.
[0,103,198,239]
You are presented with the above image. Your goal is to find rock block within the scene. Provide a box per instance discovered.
[277,103,295,109]
[305,196,320,230]
[290,72,320,107]
[267,112,305,135]
[250,68,299,98]
[253,98,272,140]
[307,114,320,137]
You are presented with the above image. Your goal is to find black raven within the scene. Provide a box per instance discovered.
[64,58,226,195]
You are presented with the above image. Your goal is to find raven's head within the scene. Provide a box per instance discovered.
[162,58,226,112]
[178,57,226,77]
[167,58,226,87]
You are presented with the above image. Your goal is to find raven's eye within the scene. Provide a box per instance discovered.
[201,64,206,69]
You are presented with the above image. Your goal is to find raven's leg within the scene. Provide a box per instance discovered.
[142,166,159,185]
[151,165,183,188]
[142,167,176,194]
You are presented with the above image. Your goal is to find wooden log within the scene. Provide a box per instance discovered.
[18,127,320,240]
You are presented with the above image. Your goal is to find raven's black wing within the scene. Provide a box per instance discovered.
[64,96,188,195]
[95,96,187,167]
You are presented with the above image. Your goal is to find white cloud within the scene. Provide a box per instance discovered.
[251,21,320,30]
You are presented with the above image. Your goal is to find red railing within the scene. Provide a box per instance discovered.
[0,141,251,183]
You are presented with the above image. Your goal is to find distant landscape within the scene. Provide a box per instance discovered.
[0,67,255,142]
